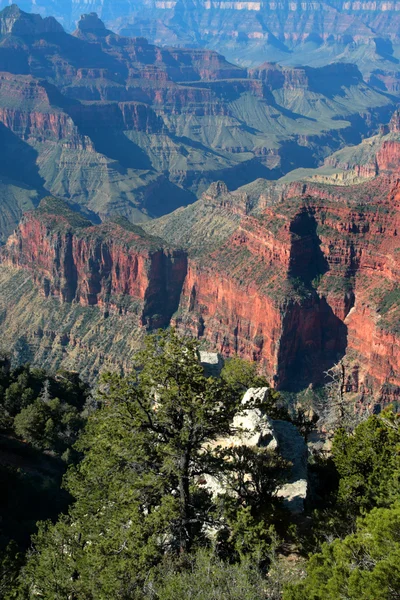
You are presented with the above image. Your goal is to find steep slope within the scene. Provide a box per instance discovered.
[146,175,400,405]
[0,197,187,378]
[4,197,187,323]
[280,109,400,185]
[1,170,399,408]
[0,178,38,243]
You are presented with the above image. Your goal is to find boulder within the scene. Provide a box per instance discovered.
[199,351,224,377]
[201,388,308,513]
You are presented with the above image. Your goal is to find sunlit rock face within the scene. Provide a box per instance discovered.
[201,387,308,514]
[144,162,400,406]
[2,198,188,328]
[1,170,400,404]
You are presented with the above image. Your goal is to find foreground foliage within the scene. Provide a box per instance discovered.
[149,549,269,600]
[0,361,90,598]
[0,360,90,457]
[2,336,400,599]
[332,408,400,513]
[284,504,400,600]
[17,330,286,599]
[286,408,400,599]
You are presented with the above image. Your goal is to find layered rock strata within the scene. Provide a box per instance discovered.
[3,198,187,328]
[1,175,400,406]
[146,173,400,405]
[0,6,396,235]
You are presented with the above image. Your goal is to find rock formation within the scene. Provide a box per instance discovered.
[0,6,396,240]
[10,0,400,89]
[201,387,308,513]
[199,351,225,377]
[3,197,188,329]
[0,163,399,406]
[0,4,63,35]
[145,170,400,406]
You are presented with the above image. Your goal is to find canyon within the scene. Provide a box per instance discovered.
[2,134,400,406]
[0,5,396,243]
[6,0,400,88]
[0,5,399,408]
[147,172,400,405]
[2,5,400,596]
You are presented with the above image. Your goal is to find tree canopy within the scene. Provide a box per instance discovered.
[284,503,400,600]
[331,407,400,513]
[2,334,400,600]
[18,330,286,599]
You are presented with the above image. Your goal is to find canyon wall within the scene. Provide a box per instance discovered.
[0,6,398,400]
[3,198,188,328]
[148,173,400,404]
[1,175,400,406]
[0,6,396,237]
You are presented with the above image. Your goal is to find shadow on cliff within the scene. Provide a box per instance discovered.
[143,177,197,218]
[0,123,45,192]
[78,128,153,171]
[279,141,318,174]
[142,252,188,330]
[305,64,364,99]
[194,158,282,193]
[277,209,348,391]
[276,297,348,392]
[288,208,329,284]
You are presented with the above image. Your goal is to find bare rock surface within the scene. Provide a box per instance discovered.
[199,351,224,377]
[202,388,308,513]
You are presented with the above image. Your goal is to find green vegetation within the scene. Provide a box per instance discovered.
[221,355,269,391]
[286,408,400,599]
[284,504,400,600]
[0,361,90,453]
[372,284,400,335]
[149,549,271,600]
[1,332,400,599]
[0,359,90,597]
[11,330,288,598]
[37,197,92,229]
[332,408,400,513]
[377,287,400,315]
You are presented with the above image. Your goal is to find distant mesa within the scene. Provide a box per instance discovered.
[0,4,63,35]
[74,12,114,38]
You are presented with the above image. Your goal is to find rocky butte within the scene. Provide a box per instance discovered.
[145,164,400,407]
[0,5,399,405]
[3,197,187,327]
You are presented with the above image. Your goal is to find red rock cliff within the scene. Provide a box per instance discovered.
[171,176,400,404]
[4,180,400,407]
[3,199,187,328]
